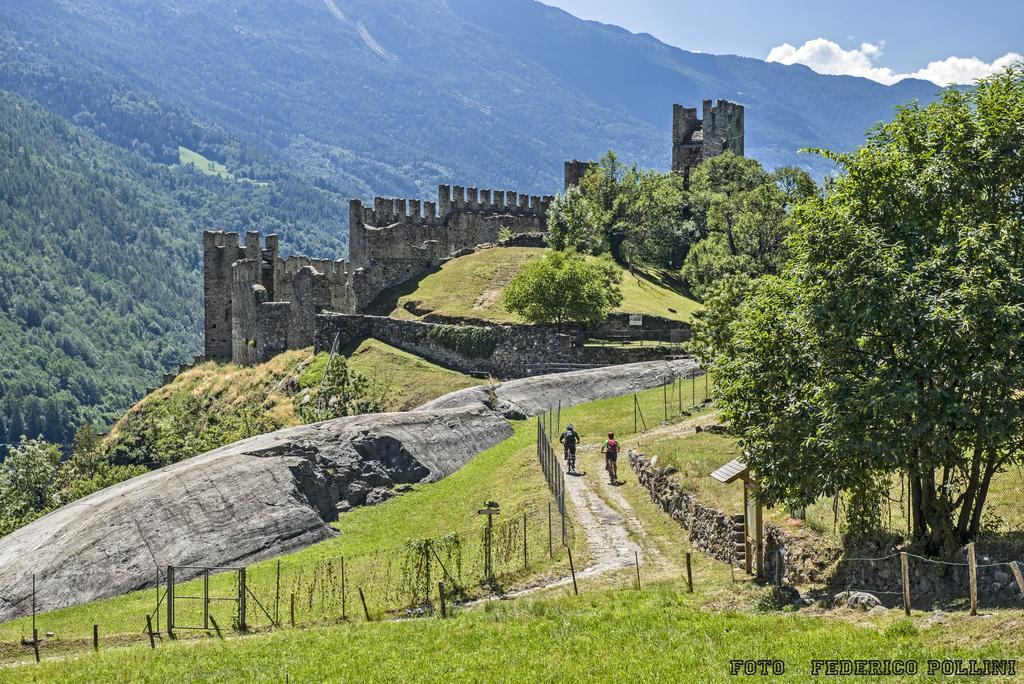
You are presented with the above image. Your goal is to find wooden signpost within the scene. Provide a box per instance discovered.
[479,502,501,583]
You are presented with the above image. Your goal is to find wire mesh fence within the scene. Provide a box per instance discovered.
[0,373,735,667]
[0,496,577,665]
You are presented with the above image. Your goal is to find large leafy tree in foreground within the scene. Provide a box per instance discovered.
[712,67,1024,554]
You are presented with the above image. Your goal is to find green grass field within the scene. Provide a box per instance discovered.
[5,377,1024,679]
[7,580,1022,682]
[178,146,233,179]
[177,146,270,186]
[389,247,701,323]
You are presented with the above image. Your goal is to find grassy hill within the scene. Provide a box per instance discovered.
[388,248,701,323]
[11,584,1019,683]
[3,382,1021,679]
[103,340,481,467]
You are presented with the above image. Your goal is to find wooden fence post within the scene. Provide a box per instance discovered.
[166,565,175,639]
[32,629,39,663]
[968,543,978,616]
[146,615,156,649]
[290,592,295,627]
[1008,561,1024,599]
[275,560,281,627]
[523,511,528,570]
[635,551,641,591]
[359,587,371,622]
[93,624,99,652]
[686,553,693,593]
[567,547,578,596]
[900,552,911,617]
[238,567,247,632]
[438,581,446,618]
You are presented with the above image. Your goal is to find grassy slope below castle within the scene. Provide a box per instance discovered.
[389,247,701,324]
[103,340,481,467]
[5,381,1022,680]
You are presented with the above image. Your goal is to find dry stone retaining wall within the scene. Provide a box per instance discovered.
[629,450,838,585]
[315,313,678,379]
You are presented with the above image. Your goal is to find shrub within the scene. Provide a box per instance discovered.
[428,324,498,359]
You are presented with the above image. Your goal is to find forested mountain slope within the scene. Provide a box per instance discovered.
[1,0,943,198]
[0,90,341,447]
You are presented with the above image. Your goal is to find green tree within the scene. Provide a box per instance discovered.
[712,67,1024,554]
[502,250,623,325]
[547,152,688,266]
[302,356,391,423]
[682,156,815,298]
[0,436,61,522]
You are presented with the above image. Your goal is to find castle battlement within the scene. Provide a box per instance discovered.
[358,185,554,230]
[349,185,554,270]
[204,100,743,366]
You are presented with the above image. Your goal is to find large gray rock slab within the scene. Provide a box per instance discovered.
[0,406,510,621]
[492,359,701,418]
[416,359,701,418]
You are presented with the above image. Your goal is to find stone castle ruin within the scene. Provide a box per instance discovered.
[204,100,743,367]
[672,100,744,184]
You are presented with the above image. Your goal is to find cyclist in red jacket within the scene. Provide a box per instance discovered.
[602,432,619,485]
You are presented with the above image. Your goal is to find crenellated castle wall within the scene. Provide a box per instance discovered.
[206,183,553,365]
[348,184,554,269]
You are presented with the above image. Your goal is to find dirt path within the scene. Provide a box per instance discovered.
[490,412,719,600]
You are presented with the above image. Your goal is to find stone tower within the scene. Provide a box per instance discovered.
[563,160,596,191]
[672,99,744,184]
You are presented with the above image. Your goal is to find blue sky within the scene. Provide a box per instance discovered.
[543,0,1023,85]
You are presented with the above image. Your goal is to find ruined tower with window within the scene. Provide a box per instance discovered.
[671,99,745,185]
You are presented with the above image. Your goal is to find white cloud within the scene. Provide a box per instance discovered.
[908,53,1023,87]
[766,38,1022,86]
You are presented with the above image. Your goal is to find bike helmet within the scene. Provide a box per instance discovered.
[608,432,615,438]
[567,423,574,430]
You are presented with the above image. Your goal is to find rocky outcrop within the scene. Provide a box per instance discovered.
[0,359,700,620]
[489,359,699,418]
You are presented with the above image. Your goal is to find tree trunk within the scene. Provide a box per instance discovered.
[609,233,625,263]
[967,452,1000,539]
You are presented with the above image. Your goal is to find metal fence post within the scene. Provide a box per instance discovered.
[203,568,210,630]
[166,565,175,639]
[238,567,247,632]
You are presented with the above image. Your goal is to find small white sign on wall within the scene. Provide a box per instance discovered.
[628,314,643,327]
